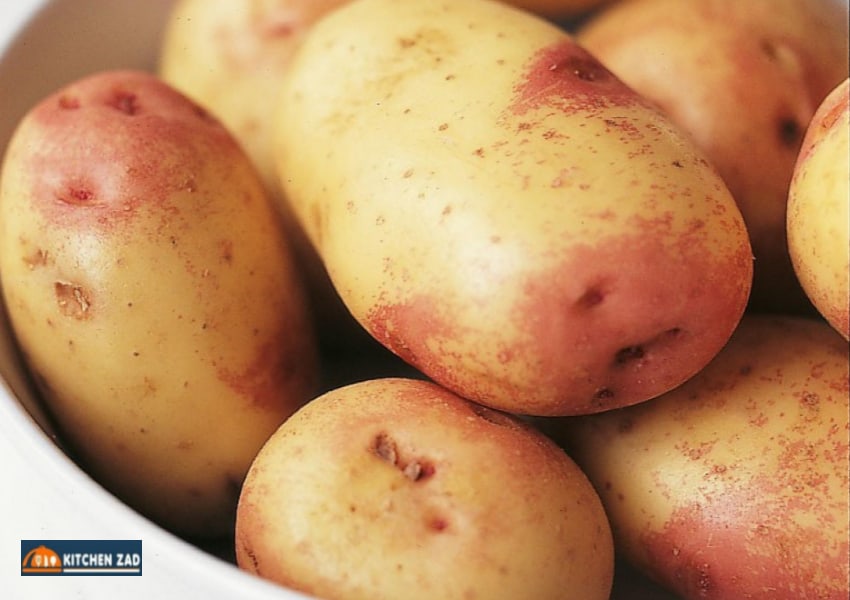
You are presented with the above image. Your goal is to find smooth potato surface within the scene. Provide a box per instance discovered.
[236,377,614,600]
[275,0,753,416]
[787,77,850,340]
[160,0,377,353]
[550,316,850,599]
[578,0,850,314]
[0,70,318,536]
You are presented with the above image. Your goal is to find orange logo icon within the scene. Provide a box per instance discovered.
[21,545,62,573]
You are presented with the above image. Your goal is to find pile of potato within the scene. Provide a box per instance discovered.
[0,0,847,598]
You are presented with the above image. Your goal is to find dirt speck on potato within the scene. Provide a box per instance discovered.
[107,90,141,115]
[54,281,92,319]
[372,431,435,482]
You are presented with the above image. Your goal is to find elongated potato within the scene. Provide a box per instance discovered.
[275,0,753,416]
[159,0,375,354]
[0,70,318,536]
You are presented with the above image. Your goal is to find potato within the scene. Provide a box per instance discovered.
[235,377,614,600]
[0,70,318,537]
[577,0,850,314]
[159,0,376,353]
[159,0,350,195]
[274,0,753,417]
[546,316,850,599]
[787,78,850,340]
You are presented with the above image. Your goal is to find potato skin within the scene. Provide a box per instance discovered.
[577,0,850,314]
[235,377,614,600]
[548,316,850,599]
[787,78,850,340]
[0,70,318,536]
[275,0,753,416]
[159,0,378,354]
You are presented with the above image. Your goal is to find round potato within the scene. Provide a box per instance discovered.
[548,316,850,599]
[274,0,753,416]
[787,77,850,340]
[236,377,614,600]
[0,70,319,536]
[577,0,850,314]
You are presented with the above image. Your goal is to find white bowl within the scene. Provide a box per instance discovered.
[3,2,844,599]
[0,2,308,598]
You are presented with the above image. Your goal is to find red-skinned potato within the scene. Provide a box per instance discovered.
[787,77,850,340]
[159,0,378,354]
[0,70,319,537]
[274,0,753,416]
[235,377,615,600]
[546,316,850,599]
[577,0,850,314]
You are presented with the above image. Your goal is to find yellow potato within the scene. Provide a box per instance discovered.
[548,316,850,599]
[577,0,850,314]
[275,0,753,416]
[787,78,850,340]
[0,70,319,537]
[236,377,614,600]
[159,0,374,353]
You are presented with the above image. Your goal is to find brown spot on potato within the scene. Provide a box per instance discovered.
[219,239,234,264]
[593,388,615,402]
[58,95,80,110]
[58,182,95,205]
[24,248,49,269]
[799,391,819,409]
[575,286,606,310]
[427,515,449,532]
[108,90,140,115]
[614,345,645,365]
[54,281,91,319]
[373,432,434,482]
[374,432,399,464]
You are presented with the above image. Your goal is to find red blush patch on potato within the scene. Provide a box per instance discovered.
[365,297,456,377]
[216,327,317,410]
[511,225,751,415]
[511,40,646,116]
[638,483,849,600]
[23,71,232,234]
[362,221,751,416]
